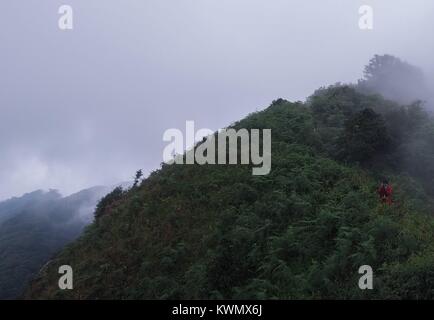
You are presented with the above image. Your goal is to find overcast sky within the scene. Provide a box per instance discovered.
[0,0,433,200]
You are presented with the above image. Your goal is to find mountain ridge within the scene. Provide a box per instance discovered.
[23,55,434,299]
[24,82,434,299]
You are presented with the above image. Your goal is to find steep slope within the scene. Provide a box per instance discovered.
[0,186,109,299]
[25,89,434,299]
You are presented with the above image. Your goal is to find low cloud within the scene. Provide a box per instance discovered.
[1,0,433,199]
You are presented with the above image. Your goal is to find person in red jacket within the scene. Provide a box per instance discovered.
[378,179,393,205]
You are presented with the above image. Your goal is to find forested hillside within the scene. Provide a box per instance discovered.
[25,56,434,299]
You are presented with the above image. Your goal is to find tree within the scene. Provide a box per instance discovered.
[94,186,124,219]
[337,108,391,163]
[133,169,143,188]
[358,54,428,104]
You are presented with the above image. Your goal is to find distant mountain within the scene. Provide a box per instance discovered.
[0,186,110,299]
[0,190,60,225]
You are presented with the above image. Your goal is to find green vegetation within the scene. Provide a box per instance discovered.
[24,77,434,299]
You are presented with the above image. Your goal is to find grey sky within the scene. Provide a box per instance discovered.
[1,0,433,200]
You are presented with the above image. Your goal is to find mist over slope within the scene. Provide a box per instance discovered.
[25,56,434,299]
[357,54,433,107]
[0,187,109,299]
